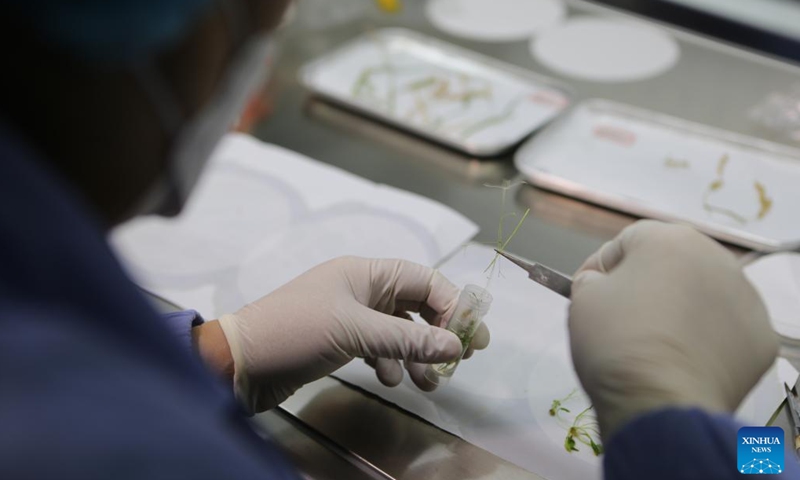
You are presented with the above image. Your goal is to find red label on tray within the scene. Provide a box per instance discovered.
[529,90,569,109]
[592,125,636,146]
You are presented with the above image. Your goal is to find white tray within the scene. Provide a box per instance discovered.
[300,28,573,156]
[515,100,800,252]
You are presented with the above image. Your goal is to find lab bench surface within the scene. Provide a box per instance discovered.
[250,1,800,478]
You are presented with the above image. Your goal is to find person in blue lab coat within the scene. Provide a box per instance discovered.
[0,0,797,478]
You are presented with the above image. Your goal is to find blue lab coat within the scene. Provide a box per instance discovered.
[1,123,797,479]
[0,125,298,479]
[606,408,799,478]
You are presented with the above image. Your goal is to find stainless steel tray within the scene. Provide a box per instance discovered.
[515,99,800,252]
[300,28,573,157]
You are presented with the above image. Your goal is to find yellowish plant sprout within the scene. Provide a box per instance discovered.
[702,154,773,224]
[754,181,773,219]
[664,157,690,169]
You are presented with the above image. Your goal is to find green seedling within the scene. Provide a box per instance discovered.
[549,389,603,457]
[483,180,530,283]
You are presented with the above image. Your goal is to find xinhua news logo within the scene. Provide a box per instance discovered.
[738,426,784,474]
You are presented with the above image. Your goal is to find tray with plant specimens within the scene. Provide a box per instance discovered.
[300,28,573,156]
[515,99,800,252]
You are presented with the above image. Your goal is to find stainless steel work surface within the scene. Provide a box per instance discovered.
[257,377,539,480]
[251,1,800,478]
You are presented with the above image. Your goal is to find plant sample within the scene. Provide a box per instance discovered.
[425,285,492,382]
[663,157,690,169]
[549,389,578,417]
[425,181,529,385]
[483,179,530,284]
[549,389,603,456]
[349,44,529,141]
[459,96,522,139]
[702,154,773,224]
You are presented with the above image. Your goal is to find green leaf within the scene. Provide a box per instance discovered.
[590,439,604,456]
[564,435,577,453]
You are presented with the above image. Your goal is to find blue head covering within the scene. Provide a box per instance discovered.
[3,0,215,61]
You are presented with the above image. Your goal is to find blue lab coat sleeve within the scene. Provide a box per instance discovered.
[161,309,204,351]
[604,408,800,479]
[0,306,300,480]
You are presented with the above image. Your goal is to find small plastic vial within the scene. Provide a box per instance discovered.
[425,284,493,385]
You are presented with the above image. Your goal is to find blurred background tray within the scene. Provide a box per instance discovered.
[515,99,800,251]
[300,28,572,156]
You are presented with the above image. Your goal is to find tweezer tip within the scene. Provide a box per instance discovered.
[495,249,528,269]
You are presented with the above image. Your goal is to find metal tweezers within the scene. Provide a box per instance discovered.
[494,249,572,299]
[785,383,800,456]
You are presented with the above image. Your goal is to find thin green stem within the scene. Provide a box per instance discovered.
[459,96,522,139]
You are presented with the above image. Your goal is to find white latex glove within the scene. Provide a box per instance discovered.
[568,221,778,441]
[217,256,490,413]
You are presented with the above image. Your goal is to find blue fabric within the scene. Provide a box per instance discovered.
[1,0,213,61]
[605,408,800,479]
[0,124,299,479]
[162,309,205,351]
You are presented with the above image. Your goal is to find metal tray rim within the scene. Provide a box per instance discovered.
[298,27,575,157]
[523,168,796,252]
[514,98,800,252]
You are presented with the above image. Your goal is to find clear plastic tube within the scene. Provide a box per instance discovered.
[424,284,493,385]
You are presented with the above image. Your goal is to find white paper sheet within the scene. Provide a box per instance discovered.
[331,244,602,480]
[329,243,797,479]
[111,133,478,317]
